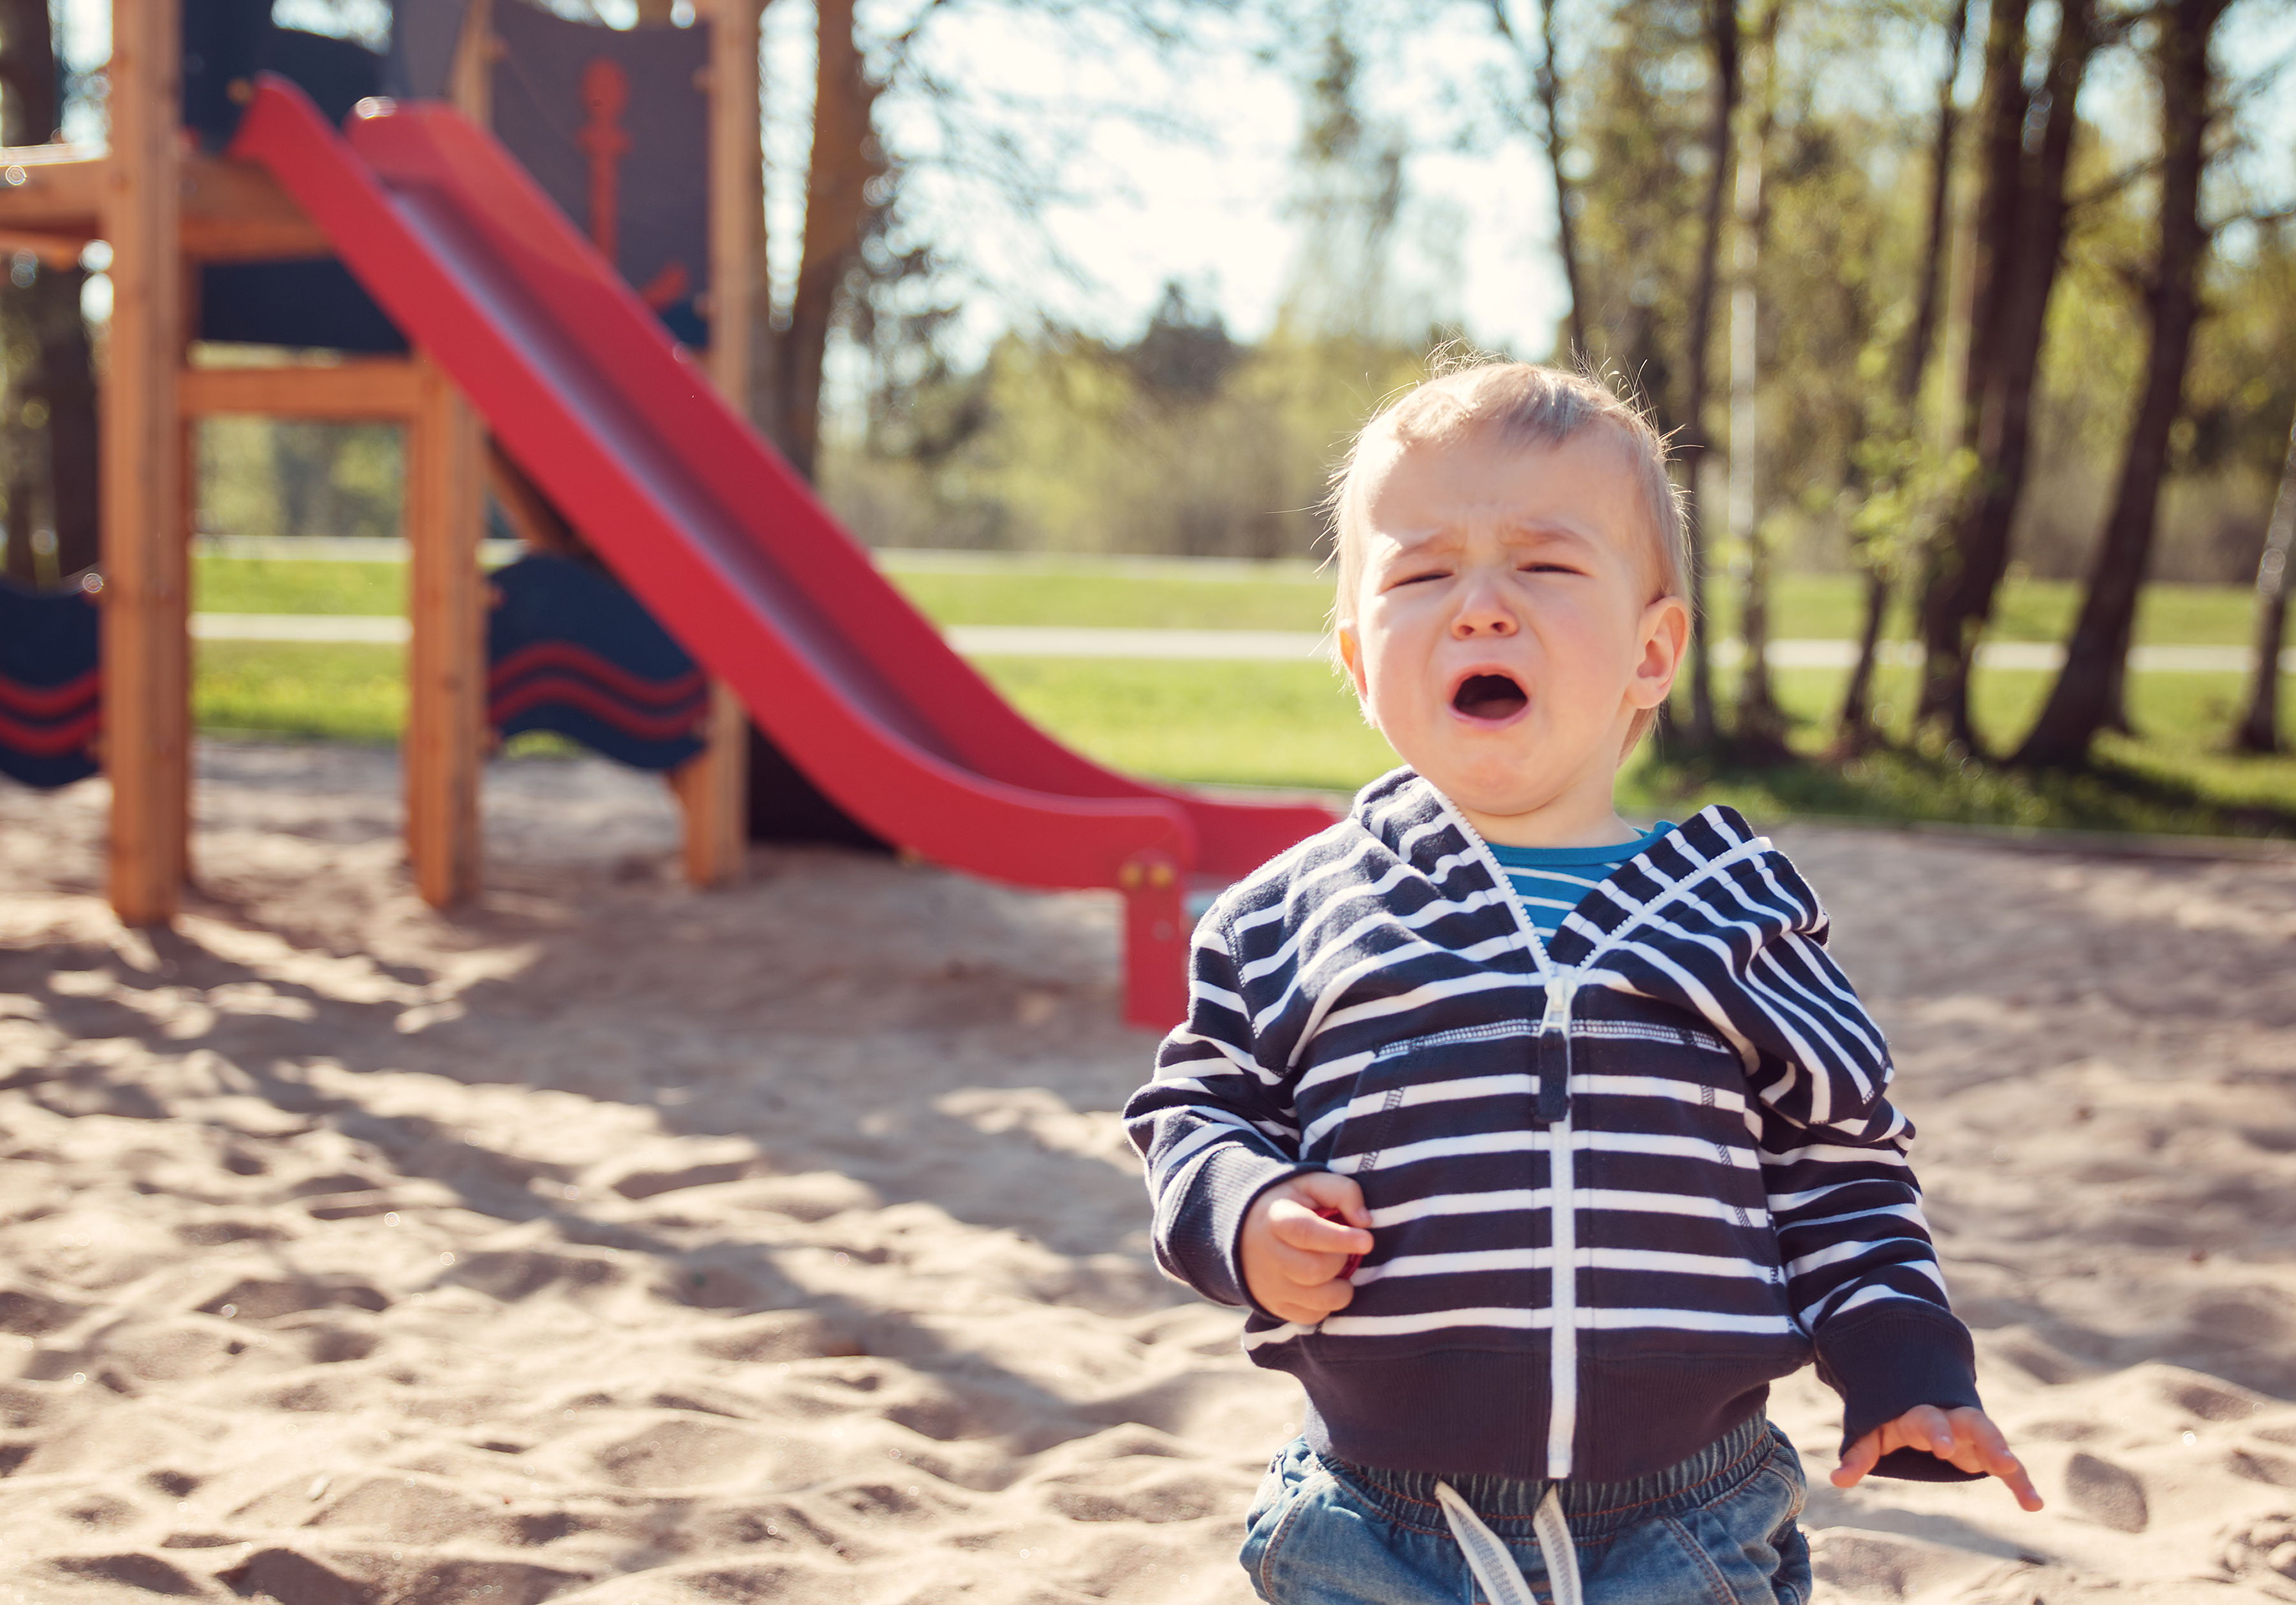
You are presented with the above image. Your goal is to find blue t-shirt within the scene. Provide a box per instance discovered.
[1488,823,1674,939]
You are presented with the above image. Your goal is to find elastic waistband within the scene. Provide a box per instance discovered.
[1321,1412,1774,1541]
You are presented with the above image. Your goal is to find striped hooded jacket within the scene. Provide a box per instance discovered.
[1125,770,1981,1484]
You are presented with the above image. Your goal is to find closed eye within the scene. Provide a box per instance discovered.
[1384,568,1451,589]
[1519,561,1585,576]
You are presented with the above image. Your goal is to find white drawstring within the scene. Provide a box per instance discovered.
[1434,1481,1582,1605]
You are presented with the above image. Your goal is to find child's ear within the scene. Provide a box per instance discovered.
[1335,623,1382,731]
[1628,596,1690,710]
[1336,622,1369,701]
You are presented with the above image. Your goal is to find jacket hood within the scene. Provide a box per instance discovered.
[1345,769,1889,1129]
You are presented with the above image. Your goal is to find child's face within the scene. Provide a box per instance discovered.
[1336,428,1688,835]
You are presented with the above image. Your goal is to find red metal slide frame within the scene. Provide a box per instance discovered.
[228,77,1336,1027]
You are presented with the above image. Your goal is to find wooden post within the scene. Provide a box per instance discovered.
[392,0,494,908]
[101,0,188,924]
[404,358,485,907]
[673,0,760,889]
[450,0,494,123]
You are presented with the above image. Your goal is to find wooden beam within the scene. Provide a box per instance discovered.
[180,360,423,420]
[404,358,485,907]
[0,148,328,261]
[483,438,580,555]
[450,0,495,125]
[101,0,188,925]
[179,155,330,261]
[673,0,763,890]
[0,228,94,266]
[0,145,105,236]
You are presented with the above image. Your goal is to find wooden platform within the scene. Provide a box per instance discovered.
[0,145,330,263]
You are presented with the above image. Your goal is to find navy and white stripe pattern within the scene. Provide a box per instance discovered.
[1489,829,1672,938]
[1126,769,1981,1486]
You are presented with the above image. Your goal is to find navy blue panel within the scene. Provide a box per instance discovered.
[0,581,100,789]
[485,552,705,772]
[200,260,408,353]
[385,0,470,101]
[488,1,710,343]
[184,0,386,150]
[185,4,406,352]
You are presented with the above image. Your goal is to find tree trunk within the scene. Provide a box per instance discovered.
[2235,413,2294,754]
[1837,566,1894,747]
[772,0,878,483]
[1834,0,1966,754]
[1729,0,1786,759]
[741,0,778,439]
[1674,0,1739,751]
[0,0,98,584]
[1538,0,1586,362]
[2014,0,2223,769]
[1485,0,1586,362]
[1915,0,2094,750]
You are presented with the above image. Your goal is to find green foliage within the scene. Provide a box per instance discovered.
[196,418,403,543]
[824,319,1429,561]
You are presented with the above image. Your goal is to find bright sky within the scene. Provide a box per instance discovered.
[767,1,1572,358]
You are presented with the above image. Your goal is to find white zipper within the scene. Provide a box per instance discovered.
[1426,788,1584,1484]
[1540,972,1579,1479]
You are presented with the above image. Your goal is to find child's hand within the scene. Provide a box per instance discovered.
[1832,1405,2043,1511]
[1240,1173,1374,1324]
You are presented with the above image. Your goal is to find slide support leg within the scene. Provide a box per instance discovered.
[673,682,746,888]
[406,357,486,907]
[1119,851,1188,1031]
[103,0,188,925]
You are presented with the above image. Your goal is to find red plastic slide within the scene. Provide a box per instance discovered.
[229,77,1336,1027]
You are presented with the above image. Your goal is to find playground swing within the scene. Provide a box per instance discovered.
[0,0,1335,1027]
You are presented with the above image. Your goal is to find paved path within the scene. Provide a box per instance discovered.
[189,613,2295,675]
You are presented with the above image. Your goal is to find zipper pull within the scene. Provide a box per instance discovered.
[1534,974,1575,1125]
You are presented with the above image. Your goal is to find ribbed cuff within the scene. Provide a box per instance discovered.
[1165,1143,1308,1314]
[1815,1301,1984,1483]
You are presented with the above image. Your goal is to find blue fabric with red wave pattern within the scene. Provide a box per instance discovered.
[0,581,101,789]
[486,552,706,771]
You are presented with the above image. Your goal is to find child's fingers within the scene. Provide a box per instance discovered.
[1260,1229,1354,1290]
[1263,1273,1355,1324]
[1895,1404,1957,1462]
[1267,1196,1373,1257]
[1949,1409,2045,1512]
[1290,1170,1372,1230]
[1829,1429,1881,1489]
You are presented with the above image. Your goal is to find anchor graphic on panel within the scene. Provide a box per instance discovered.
[577,55,689,312]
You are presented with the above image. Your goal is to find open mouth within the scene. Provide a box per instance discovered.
[1450,672,1529,723]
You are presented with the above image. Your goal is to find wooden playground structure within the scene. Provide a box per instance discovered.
[0,0,756,923]
[0,0,1341,1029]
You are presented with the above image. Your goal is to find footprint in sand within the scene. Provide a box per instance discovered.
[2063,1451,2149,1533]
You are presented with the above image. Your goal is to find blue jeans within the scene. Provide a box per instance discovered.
[1240,1418,1812,1605]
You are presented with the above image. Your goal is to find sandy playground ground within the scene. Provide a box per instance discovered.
[1,738,2295,1603]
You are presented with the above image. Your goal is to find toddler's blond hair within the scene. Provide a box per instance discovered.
[1327,360,1689,750]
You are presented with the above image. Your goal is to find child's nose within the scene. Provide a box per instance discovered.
[1450,575,1518,637]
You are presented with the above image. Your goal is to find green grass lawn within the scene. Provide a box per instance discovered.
[197,549,2269,646]
[195,555,406,615]
[1637,665,2296,839]
[195,640,405,744]
[971,657,1399,792]
[186,550,2293,839]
